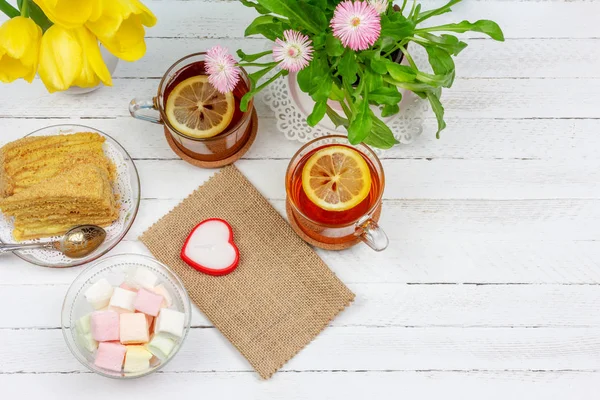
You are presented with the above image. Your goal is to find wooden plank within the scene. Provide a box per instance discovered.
[140,0,600,39]
[2,327,600,373]
[1,199,600,285]
[2,237,600,286]
[113,38,600,79]
[3,283,600,329]
[0,117,598,161]
[3,78,599,119]
[0,371,597,399]
[130,159,600,200]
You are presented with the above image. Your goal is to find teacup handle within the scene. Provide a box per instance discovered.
[129,97,162,124]
[356,216,389,252]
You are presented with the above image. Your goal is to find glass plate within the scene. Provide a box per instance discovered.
[0,124,141,267]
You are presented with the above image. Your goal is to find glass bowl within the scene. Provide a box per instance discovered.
[62,254,192,379]
[0,124,140,267]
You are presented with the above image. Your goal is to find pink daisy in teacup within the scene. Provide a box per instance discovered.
[205,45,241,94]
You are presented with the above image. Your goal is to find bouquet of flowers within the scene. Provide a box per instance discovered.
[204,0,503,149]
[0,0,156,92]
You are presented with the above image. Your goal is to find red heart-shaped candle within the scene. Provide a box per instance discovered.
[180,219,240,276]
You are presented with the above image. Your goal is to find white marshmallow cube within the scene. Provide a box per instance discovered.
[154,308,185,338]
[152,284,173,308]
[146,333,176,360]
[109,287,137,312]
[127,267,159,290]
[76,314,92,334]
[75,314,98,352]
[84,278,114,310]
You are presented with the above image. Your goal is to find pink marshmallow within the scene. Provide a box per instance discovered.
[119,283,137,292]
[94,342,126,372]
[134,288,164,317]
[91,311,120,342]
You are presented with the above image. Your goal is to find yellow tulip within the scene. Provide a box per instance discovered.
[86,0,156,62]
[0,17,42,83]
[38,25,113,93]
[32,0,101,29]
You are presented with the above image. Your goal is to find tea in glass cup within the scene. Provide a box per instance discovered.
[130,53,254,162]
[286,136,389,251]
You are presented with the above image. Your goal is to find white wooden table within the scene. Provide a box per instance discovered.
[1,0,599,398]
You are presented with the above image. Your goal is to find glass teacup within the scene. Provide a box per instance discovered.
[129,52,254,162]
[285,135,389,251]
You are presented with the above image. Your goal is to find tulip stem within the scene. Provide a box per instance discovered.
[20,0,28,17]
[0,0,19,18]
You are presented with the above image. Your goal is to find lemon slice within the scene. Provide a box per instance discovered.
[301,145,372,212]
[165,75,234,138]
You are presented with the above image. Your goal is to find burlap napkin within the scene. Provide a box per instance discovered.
[140,165,354,379]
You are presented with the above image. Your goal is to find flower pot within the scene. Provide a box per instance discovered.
[64,46,119,95]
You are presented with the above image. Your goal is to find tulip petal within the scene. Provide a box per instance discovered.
[0,17,42,83]
[74,27,113,87]
[33,0,96,29]
[38,25,83,93]
[98,15,147,62]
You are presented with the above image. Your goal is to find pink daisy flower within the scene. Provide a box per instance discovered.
[368,0,389,14]
[331,1,381,51]
[273,30,314,72]
[205,45,241,93]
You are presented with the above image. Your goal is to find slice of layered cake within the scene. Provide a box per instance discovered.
[0,164,119,241]
[0,132,115,198]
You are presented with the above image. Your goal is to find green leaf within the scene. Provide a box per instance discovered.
[416,0,462,23]
[244,15,284,41]
[426,90,447,139]
[310,76,332,101]
[307,100,327,126]
[416,33,467,56]
[238,0,271,14]
[329,84,345,102]
[416,70,454,88]
[237,49,272,62]
[369,87,402,105]
[338,51,358,84]
[307,0,327,10]
[348,97,373,144]
[422,20,505,41]
[326,105,349,128]
[312,32,326,48]
[248,64,278,87]
[17,0,52,31]
[424,46,455,85]
[380,13,415,41]
[381,104,400,118]
[325,34,344,57]
[385,62,416,82]
[363,113,399,149]
[256,0,325,34]
[370,58,388,75]
[365,72,383,92]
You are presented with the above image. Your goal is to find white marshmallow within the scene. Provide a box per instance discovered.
[76,314,92,334]
[154,308,185,338]
[152,284,173,308]
[84,278,114,310]
[146,333,176,360]
[75,314,97,352]
[78,332,98,352]
[127,267,159,290]
[109,287,137,311]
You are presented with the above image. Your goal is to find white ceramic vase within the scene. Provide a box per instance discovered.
[287,72,409,134]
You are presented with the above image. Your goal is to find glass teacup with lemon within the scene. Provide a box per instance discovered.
[285,136,389,251]
[130,53,254,162]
